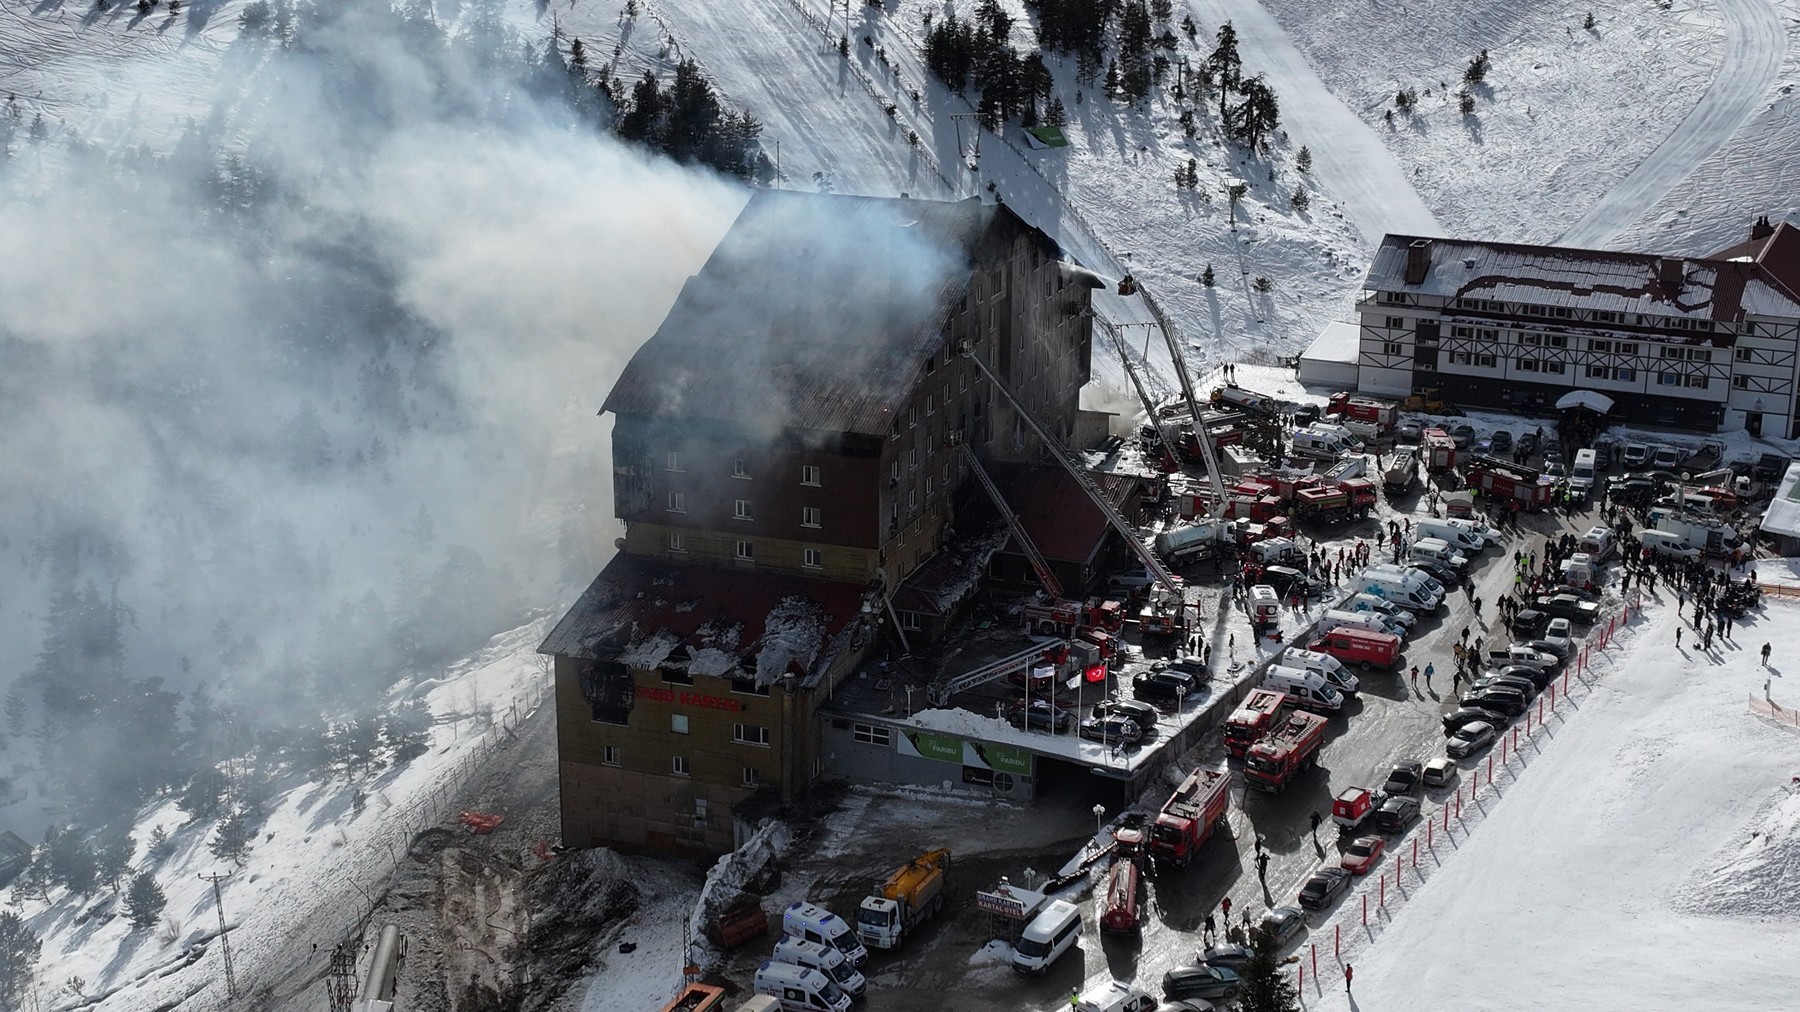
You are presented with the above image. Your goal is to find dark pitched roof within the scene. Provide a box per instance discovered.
[602,191,1053,437]
[538,554,871,688]
[997,466,1140,565]
[1709,220,1800,305]
[1365,233,1800,324]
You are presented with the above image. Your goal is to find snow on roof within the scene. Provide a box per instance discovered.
[1365,234,1800,324]
[1760,460,1800,537]
[1301,320,1362,365]
[892,523,1012,615]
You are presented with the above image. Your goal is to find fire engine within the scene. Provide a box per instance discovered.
[1019,597,1123,637]
[1325,392,1397,431]
[1149,767,1232,866]
[1243,711,1328,794]
[1223,689,1289,758]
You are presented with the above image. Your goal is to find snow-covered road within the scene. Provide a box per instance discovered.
[1558,0,1787,248]
[1183,0,1442,243]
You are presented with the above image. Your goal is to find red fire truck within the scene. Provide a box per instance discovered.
[1243,711,1328,794]
[1422,428,1458,472]
[1325,392,1397,432]
[1463,456,1556,511]
[1149,767,1231,866]
[1223,689,1290,758]
[1097,857,1143,933]
[1020,597,1124,637]
[1292,481,1376,523]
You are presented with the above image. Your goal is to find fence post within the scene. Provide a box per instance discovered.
[1335,923,1340,956]
[1380,874,1385,907]
[1311,943,1317,978]
[1487,754,1493,782]
[1362,893,1368,926]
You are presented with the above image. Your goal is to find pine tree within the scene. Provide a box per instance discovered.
[1233,925,1302,1012]
[125,872,167,930]
[209,806,253,865]
[0,913,40,1011]
[1295,145,1312,173]
[1463,49,1490,85]
[1209,21,1242,124]
[382,698,433,767]
[1459,90,1476,114]
[569,38,587,77]
[1045,96,1067,127]
[1202,264,1216,286]
[1583,11,1596,28]
[93,823,134,892]
[44,825,98,896]
[1181,15,1197,41]
[1232,74,1280,150]
[3,688,24,737]
[1152,0,1173,20]
[1104,58,1120,97]
[1291,186,1309,211]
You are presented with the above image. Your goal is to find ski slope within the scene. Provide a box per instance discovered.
[1559,0,1788,248]
[1297,597,1800,1012]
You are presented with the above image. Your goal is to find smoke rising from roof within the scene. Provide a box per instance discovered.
[0,3,742,827]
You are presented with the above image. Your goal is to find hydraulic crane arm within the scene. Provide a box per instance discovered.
[958,442,1062,599]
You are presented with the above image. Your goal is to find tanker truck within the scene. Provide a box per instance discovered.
[856,849,950,949]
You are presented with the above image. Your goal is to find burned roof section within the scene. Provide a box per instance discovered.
[1365,232,1800,325]
[602,191,1060,438]
[538,554,873,688]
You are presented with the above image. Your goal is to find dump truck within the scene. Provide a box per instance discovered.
[1149,768,1232,866]
[857,849,950,949]
[1243,711,1328,793]
[1223,689,1289,758]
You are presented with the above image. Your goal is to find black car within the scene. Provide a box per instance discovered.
[1162,964,1242,1001]
[1259,905,1307,945]
[1492,663,1556,690]
[1608,478,1656,506]
[1489,430,1514,454]
[1509,609,1550,638]
[1381,760,1423,796]
[1524,637,1573,663]
[1262,565,1325,598]
[1408,558,1460,586]
[1014,700,1075,732]
[1535,594,1601,624]
[1450,424,1476,448]
[1297,867,1353,910]
[1133,669,1197,706]
[1517,432,1541,456]
[1079,715,1145,744]
[1460,687,1527,717]
[1196,943,1255,969]
[1443,706,1508,734]
[1374,795,1422,832]
[1158,655,1212,682]
[1093,698,1160,728]
[1471,674,1537,700]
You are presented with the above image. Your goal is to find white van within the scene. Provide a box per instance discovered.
[783,902,868,967]
[1640,530,1701,561]
[1408,537,1467,570]
[1571,448,1598,490]
[754,961,854,1012]
[1439,515,1502,544]
[1013,899,1082,975]
[1355,566,1444,612]
[772,937,866,1000]
[1320,608,1406,641]
[736,997,783,1012]
[1347,593,1417,629]
[1282,648,1361,695]
[1413,519,1484,554]
[1291,428,1359,460]
[1576,525,1615,561]
[1261,665,1345,713]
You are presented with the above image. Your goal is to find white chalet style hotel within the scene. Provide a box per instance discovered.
[1354,218,1800,435]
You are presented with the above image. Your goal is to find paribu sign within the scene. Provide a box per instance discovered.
[898,730,1032,775]
[637,686,744,711]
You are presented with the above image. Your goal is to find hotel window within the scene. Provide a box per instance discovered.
[1521,333,1542,347]
[1476,355,1497,368]
[1590,340,1612,353]
[1614,367,1635,381]
[742,766,760,787]
[733,724,772,747]
[1545,335,1567,348]
[925,476,934,497]
[1661,346,1681,359]
[1736,347,1753,363]
[736,540,754,561]
[1658,372,1680,386]
[1733,376,1750,390]
[1618,343,1638,356]
[802,507,822,527]
[734,499,753,520]
[603,745,622,766]
[671,714,689,734]
[1518,358,1540,372]
[667,491,686,513]
[1386,316,1404,328]
[909,406,917,428]
[671,756,690,777]
[732,458,750,478]
[1586,365,1608,379]
[926,394,935,416]
[1451,326,1472,338]
[731,676,771,696]
[804,548,823,569]
[1544,362,1565,374]
[909,446,917,470]
[1686,374,1708,388]
[669,532,686,553]
[853,723,893,746]
[908,489,918,511]
[1595,311,1617,323]
[665,451,682,471]
[1382,342,1402,355]
[693,798,707,821]
[1688,348,1710,362]
[802,464,821,486]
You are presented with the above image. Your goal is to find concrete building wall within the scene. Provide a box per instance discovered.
[817,715,1037,802]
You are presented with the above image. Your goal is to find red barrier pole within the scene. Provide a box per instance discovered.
[1455,790,1462,818]
[1335,923,1341,956]
[1427,817,1434,846]
[1380,874,1386,906]
[1443,804,1450,831]
[1538,698,1544,725]
[1299,965,1304,991]
[1513,726,1520,752]
[1362,893,1368,926]
[1412,837,1418,868]
[1311,944,1318,978]
[1487,754,1494,781]
[1525,707,1532,733]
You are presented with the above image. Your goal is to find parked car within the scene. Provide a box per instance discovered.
[1422,757,1457,788]
[1489,430,1514,454]
[1545,616,1574,640]
[1381,760,1423,796]
[1407,558,1461,587]
[1157,655,1212,682]
[1339,835,1385,875]
[1162,964,1241,1002]
[1509,609,1550,638]
[1545,461,1568,480]
[1079,716,1145,744]
[1490,663,1556,691]
[1460,688,1528,718]
[1297,866,1353,910]
[1259,905,1307,945]
[1621,442,1652,468]
[1374,795,1422,832]
[1076,981,1159,1012]
[1443,706,1507,735]
[1535,594,1600,623]
[1517,432,1541,456]
[1196,943,1255,969]
[1133,669,1198,706]
[1092,698,1160,729]
[1104,571,1160,594]
[1446,720,1498,759]
[1525,637,1573,663]
[1449,424,1476,448]
[1262,565,1326,599]
[1396,419,1424,443]
[1471,674,1538,700]
[1607,477,1657,507]
[1651,445,1682,470]
[1014,700,1075,732]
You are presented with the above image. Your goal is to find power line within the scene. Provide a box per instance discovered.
[199,870,238,1000]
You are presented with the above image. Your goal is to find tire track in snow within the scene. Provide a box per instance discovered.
[1558,0,1786,249]
[1184,0,1443,243]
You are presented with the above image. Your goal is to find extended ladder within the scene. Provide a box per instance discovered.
[959,442,1062,599]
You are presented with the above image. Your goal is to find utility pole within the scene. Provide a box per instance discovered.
[327,944,359,1012]
[199,870,238,1000]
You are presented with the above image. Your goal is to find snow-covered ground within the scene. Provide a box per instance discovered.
[1284,596,1800,1011]
[11,620,552,1012]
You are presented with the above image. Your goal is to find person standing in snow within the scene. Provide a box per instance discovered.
[1762,642,1772,665]
[1424,662,1435,686]
[1676,627,1683,649]
[1344,964,1354,992]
